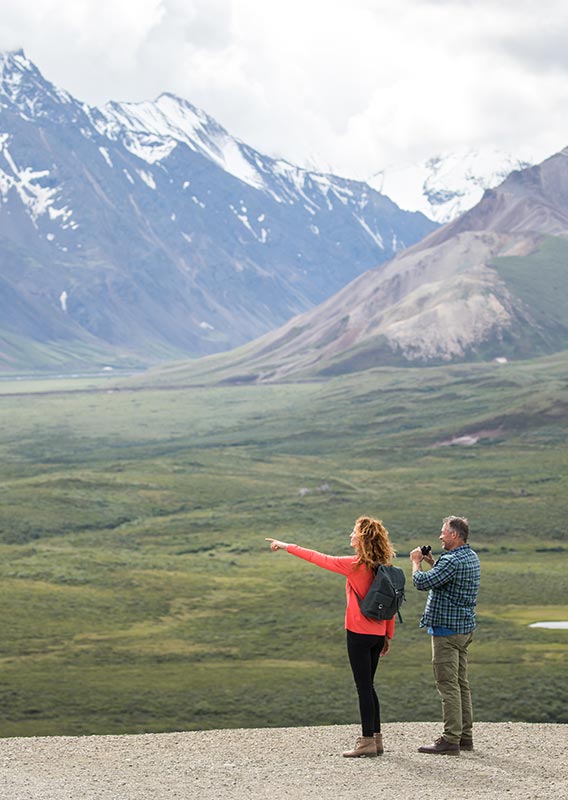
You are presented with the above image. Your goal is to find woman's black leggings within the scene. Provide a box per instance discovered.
[346,630,385,737]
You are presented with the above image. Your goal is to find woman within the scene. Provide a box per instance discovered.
[266,516,397,758]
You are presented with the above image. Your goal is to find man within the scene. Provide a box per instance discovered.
[410,516,480,755]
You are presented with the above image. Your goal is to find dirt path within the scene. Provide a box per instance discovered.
[0,722,565,800]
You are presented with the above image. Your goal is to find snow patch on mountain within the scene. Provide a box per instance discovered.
[98,147,113,167]
[355,215,384,249]
[220,139,265,189]
[138,169,156,190]
[0,139,73,225]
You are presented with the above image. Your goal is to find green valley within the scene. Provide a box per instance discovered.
[0,352,566,736]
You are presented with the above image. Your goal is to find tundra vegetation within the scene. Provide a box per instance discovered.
[0,352,566,736]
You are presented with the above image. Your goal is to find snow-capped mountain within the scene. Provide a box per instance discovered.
[0,50,437,372]
[370,148,536,224]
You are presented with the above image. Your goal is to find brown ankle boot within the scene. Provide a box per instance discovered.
[418,736,460,755]
[342,736,377,758]
[375,732,384,755]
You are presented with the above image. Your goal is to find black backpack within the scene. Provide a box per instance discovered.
[357,564,406,623]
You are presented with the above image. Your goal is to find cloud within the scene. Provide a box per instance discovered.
[490,27,568,76]
[1,0,165,100]
[2,0,567,178]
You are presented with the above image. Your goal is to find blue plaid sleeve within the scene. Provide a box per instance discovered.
[413,554,456,591]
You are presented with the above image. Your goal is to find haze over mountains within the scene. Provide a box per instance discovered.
[0,50,436,373]
[162,147,568,383]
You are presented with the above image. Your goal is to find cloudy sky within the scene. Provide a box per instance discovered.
[2,0,568,179]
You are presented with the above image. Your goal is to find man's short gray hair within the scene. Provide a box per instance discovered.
[444,516,469,542]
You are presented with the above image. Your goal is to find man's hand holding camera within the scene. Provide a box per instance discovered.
[410,544,434,573]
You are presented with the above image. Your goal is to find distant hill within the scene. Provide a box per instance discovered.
[0,50,436,373]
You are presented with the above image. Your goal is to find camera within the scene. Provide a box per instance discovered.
[420,545,432,556]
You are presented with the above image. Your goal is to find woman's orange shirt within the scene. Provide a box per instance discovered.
[286,544,396,638]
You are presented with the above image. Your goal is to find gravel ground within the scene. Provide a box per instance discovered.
[0,722,566,800]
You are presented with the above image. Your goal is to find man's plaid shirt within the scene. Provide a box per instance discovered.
[413,544,480,633]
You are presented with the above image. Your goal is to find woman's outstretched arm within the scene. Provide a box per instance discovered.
[266,538,355,576]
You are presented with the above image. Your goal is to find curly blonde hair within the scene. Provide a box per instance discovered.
[353,516,396,569]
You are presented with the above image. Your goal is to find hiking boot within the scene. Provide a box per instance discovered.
[375,732,384,755]
[460,738,474,751]
[418,736,460,755]
[342,736,377,758]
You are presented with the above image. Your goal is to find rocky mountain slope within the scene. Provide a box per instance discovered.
[167,147,568,382]
[0,50,436,372]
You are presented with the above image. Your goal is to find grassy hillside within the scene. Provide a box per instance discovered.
[0,330,151,374]
[0,352,566,736]
[491,235,568,357]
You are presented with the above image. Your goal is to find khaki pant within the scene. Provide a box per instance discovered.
[431,633,474,744]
